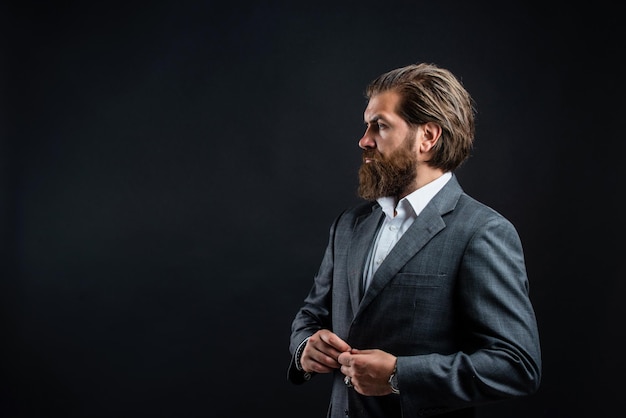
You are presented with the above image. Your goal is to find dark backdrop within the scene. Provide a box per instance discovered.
[2,1,624,417]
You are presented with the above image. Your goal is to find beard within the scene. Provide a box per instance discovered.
[357,133,417,201]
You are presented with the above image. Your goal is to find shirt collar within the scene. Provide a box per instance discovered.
[376,172,452,219]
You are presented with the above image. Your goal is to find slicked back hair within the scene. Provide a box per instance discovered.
[366,63,476,172]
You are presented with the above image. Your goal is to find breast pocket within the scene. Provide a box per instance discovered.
[382,273,452,344]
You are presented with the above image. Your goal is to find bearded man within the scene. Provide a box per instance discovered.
[287,63,541,418]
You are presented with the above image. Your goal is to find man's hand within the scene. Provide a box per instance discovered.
[300,329,352,374]
[338,348,397,396]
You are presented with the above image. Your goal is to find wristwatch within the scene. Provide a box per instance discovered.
[388,364,400,395]
[295,337,312,381]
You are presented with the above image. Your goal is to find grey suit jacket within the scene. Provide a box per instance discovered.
[288,175,541,417]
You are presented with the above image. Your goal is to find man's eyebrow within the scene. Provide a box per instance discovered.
[365,115,388,125]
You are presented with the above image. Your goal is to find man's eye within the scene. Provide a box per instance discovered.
[378,123,387,130]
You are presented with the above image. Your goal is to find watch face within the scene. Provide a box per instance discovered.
[389,373,400,394]
[388,363,399,394]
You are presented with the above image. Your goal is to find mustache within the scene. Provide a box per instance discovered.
[362,149,383,162]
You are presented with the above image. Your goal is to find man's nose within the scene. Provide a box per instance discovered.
[358,132,375,150]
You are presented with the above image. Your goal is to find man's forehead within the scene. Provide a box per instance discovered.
[364,92,401,122]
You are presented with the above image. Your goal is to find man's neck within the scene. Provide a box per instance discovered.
[398,167,446,200]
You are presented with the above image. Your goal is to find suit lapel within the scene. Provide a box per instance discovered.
[347,206,384,317]
[357,176,463,314]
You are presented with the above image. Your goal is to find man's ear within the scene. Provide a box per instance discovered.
[419,122,442,153]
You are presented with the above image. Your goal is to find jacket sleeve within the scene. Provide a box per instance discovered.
[287,212,342,384]
[401,215,542,414]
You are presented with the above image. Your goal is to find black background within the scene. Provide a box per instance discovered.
[2,1,624,417]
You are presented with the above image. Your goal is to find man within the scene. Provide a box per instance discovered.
[287,63,541,417]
